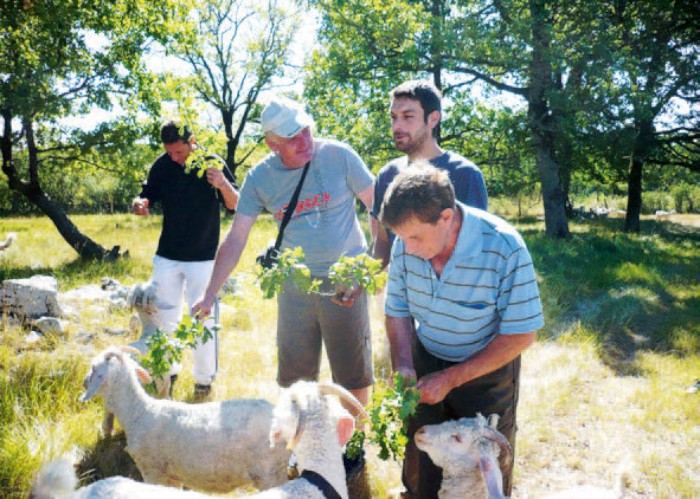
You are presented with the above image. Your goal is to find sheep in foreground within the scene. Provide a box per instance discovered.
[249,380,369,499]
[416,415,627,499]
[414,413,512,499]
[100,282,173,437]
[30,458,210,499]
[80,346,291,493]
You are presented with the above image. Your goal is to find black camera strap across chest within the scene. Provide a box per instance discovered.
[273,161,311,251]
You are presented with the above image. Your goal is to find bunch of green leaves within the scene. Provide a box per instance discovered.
[346,372,421,461]
[139,315,216,385]
[185,146,226,178]
[256,247,321,299]
[328,254,387,295]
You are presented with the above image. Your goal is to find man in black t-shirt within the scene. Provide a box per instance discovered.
[132,120,238,399]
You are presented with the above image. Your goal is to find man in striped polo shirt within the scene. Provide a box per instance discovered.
[380,163,544,498]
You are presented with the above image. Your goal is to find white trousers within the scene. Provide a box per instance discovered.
[151,255,218,385]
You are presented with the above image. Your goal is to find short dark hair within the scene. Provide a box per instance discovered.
[390,80,442,135]
[380,161,455,229]
[160,120,192,145]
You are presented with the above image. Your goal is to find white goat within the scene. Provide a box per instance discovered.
[249,380,369,499]
[414,414,512,499]
[30,458,209,499]
[100,281,171,437]
[0,232,16,254]
[416,415,627,499]
[80,347,291,493]
[655,209,676,221]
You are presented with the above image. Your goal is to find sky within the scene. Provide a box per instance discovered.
[61,4,318,132]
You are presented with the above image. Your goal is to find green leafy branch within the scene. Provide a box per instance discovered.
[255,247,322,299]
[139,315,216,386]
[256,248,386,300]
[346,372,421,461]
[185,146,226,178]
[329,253,387,295]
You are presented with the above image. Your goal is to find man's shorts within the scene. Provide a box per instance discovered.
[276,277,374,390]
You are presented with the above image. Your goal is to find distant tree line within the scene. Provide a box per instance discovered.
[0,0,697,258]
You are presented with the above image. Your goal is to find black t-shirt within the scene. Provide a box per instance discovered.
[139,153,233,261]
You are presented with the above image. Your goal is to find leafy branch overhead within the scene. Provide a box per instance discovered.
[184,146,226,178]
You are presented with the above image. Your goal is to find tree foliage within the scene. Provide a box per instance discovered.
[304,0,698,234]
[0,0,186,258]
[166,0,301,179]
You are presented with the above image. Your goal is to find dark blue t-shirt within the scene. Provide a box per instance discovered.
[372,151,488,247]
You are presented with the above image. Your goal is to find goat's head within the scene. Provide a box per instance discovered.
[127,281,159,315]
[415,413,512,498]
[269,381,367,450]
[79,346,150,402]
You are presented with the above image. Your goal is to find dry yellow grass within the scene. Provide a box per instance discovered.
[1,213,698,497]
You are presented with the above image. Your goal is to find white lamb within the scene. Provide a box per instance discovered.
[100,281,171,437]
[33,380,367,499]
[416,415,627,499]
[0,232,16,254]
[30,458,209,499]
[414,413,512,499]
[249,380,369,499]
[80,346,291,493]
[655,209,676,221]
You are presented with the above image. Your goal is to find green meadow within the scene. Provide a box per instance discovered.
[0,212,698,497]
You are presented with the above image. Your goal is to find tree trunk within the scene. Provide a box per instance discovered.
[30,187,120,259]
[624,120,655,233]
[528,0,570,238]
[532,133,570,236]
[624,154,643,233]
[1,113,119,260]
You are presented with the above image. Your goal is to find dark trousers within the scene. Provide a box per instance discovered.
[402,337,520,498]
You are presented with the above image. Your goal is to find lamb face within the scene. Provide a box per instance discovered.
[415,414,512,499]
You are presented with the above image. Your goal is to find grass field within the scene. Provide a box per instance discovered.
[0,211,698,498]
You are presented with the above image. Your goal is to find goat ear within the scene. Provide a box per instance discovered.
[336,414,355,446]
[79,368,104,402]
[134,366,152,384]
[479,455,505,499]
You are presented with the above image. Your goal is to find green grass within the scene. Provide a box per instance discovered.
[0,211,698,497]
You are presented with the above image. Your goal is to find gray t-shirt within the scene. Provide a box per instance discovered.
[238,138,374,276]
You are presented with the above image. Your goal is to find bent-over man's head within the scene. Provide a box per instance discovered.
[380,162,456,229]
[380,163,458,259]
[160,120,194,165]
[261,97,315,169]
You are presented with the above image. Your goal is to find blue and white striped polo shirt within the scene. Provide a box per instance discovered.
[385,203,544,362]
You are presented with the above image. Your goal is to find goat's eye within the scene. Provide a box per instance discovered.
[452,434,462,443]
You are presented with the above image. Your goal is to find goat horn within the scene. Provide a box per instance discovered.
[318,382,369,421]
[288,404,307,451]
[483,427,513,475]
[121,346,143,356]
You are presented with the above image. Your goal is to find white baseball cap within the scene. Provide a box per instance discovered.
[261,97,314,138]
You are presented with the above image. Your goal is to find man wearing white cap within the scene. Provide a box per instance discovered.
[193,97,375,412]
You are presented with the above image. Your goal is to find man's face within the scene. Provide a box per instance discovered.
[164,140,193,166]
[267,127,314,168]
[390,97,436,155]
[391,210,453,260]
